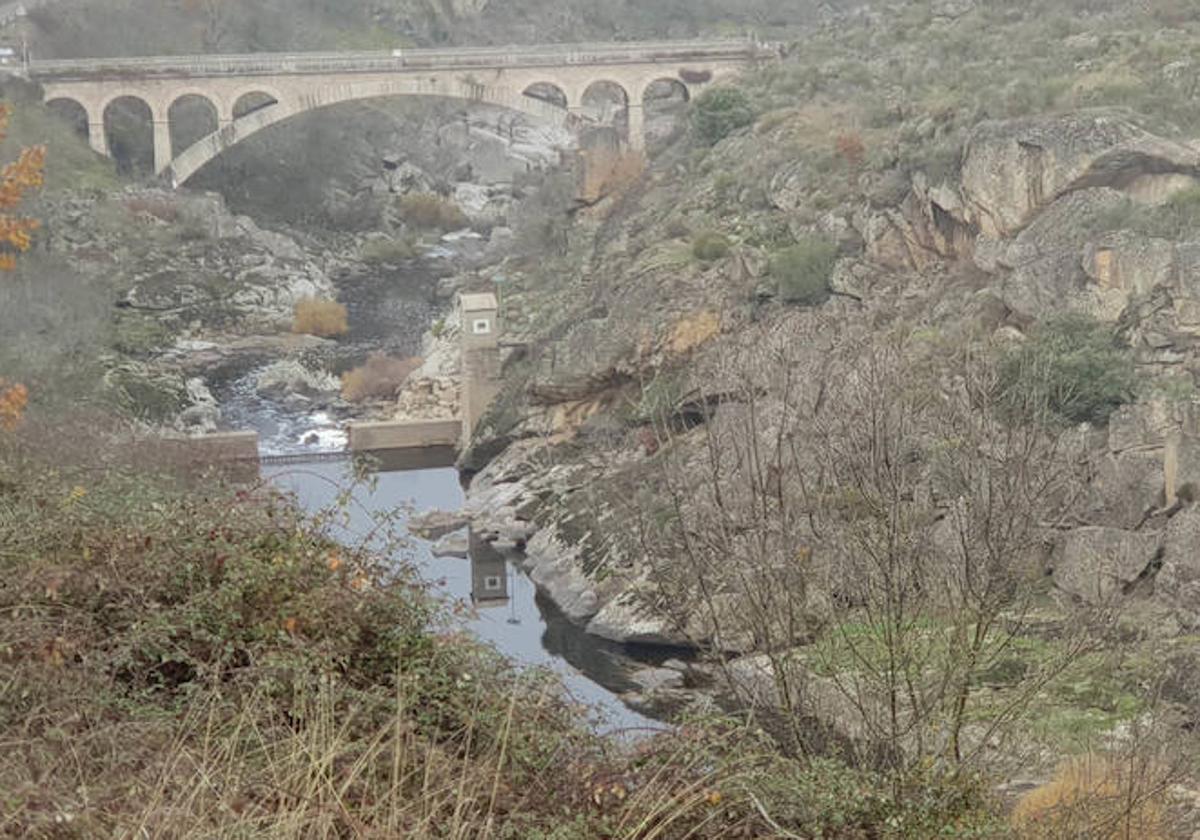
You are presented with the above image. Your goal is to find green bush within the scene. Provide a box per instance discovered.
[692,86,755,145]
[691,230,731,262]
[771,238,839,305]
[1145,186,1200,239]
[999,314,1137,425]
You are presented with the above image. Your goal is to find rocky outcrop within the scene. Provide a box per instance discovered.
[176,378,221,434]
[961,111,1200,238]
[254,360,340,398]
[1081,231,1176,321]
[409,509,471,541]
[520,527,602,621]
[1159,508,1200,625]
[863,174,976,270]
[587,591,690,646]
[1050,527,1162,604]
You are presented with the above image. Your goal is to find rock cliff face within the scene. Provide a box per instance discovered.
[959,113,1200,238]
[459,106,1200,646]
[24,187,341,431]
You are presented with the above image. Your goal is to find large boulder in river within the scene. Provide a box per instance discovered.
[586,590,691,647]
[254,360,339,398]
[961,111,1200,238]
[409,509,470,541]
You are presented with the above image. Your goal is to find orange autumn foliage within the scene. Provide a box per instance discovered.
[0,104,45,271]
[0,107,44,430]
[834,131,866,170]
[0,379,28,430]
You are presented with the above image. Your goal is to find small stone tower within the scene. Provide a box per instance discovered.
[460,290,503,441]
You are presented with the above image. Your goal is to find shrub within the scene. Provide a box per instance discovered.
[1012,755,1169,839]
[692,86,755,145]
[361,235,418,263]
[999,314,1137,426]
[601,150,647,196]
[712,171,739,206]
[0,378,27,430]
[341,353,421,402]
[124,195,178,223]
[834,131,866,169]
[292,297,349,337]
[771,238,838,305]
[664,217,692,240]
[691,230,731,262]
[397,192,469,231]
[1146,185,1200,239]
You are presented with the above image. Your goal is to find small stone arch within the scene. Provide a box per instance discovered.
[232,89,281,120]
[581,79,632,146]
[102,95,154,176]
[643,77,691,105]
[522,82,568,110]
[581,79,630,114]
[641,77,691,149]
[46,97,89,142]
[168,93,219,158]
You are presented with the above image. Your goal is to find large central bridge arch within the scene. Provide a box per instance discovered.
[165,77,584,185]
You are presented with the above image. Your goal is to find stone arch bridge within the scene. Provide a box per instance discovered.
[30,40,773,186]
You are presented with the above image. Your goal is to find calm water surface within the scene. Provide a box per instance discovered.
[263,457,665,734]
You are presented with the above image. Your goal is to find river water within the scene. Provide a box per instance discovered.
[263,455,663,734]
[214,248,667,734]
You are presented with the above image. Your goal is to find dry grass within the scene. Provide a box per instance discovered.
[292,297,349,337]
[0,420,1011,839]
[1012,754,1171,839]
[398,193,470,232]
[124,194,179,222]
[581,149,646,203]
[341,353,421,402]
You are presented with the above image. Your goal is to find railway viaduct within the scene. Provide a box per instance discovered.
[28,39,774,185]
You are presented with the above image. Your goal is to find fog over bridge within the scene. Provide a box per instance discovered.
[29,39,774,186]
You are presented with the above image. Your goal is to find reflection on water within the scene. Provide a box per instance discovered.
[356,446,459,473]
[262,455,664,734]
[470,530,510,605]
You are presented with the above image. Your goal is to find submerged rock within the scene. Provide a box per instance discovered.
[630,666,685,693]
[409,509,470,540]
[431,531,470,559]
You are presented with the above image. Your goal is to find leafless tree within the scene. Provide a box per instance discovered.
[633,323,1119,794]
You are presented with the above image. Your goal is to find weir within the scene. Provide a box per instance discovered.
[175,286,507,465]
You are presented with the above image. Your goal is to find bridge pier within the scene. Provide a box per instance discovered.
[152,118,172,177]
[87,120,108,157]
[626,103,645,152]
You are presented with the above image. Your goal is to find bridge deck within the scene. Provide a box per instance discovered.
[28,39,774,80]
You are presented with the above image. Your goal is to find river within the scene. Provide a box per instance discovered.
[213,247,669,734]
[263,455,665,734]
